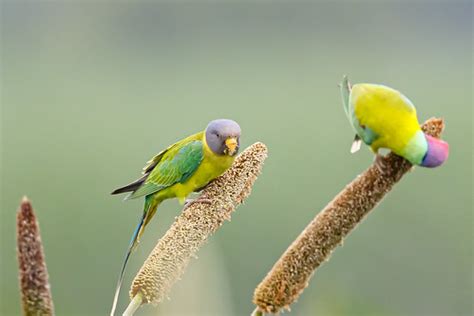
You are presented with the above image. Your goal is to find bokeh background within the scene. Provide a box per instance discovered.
[1,1,472,316]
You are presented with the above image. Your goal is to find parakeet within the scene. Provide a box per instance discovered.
[109,119,241,315]
[340,76,448,168]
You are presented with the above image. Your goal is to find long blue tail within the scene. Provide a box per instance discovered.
[109,213,145,316]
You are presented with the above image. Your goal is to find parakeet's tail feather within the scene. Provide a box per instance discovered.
[340,75,351,117]
[109,214,145,316]
[111,174,148,195]
[109,197,159,316]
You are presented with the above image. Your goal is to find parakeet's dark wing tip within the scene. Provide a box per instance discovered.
[111,175,148,195]
[111,185,136,195]
[111,188,125,195]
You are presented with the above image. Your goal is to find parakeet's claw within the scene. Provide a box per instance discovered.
[184,196,212,210]
[374,154,389,175]
[350,134,362,153]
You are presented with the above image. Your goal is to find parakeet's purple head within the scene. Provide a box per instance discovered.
[420,135,449,168]
[205,119,241,156]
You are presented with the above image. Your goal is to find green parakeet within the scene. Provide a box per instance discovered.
[340,76,448,168]
[109,119,241,315]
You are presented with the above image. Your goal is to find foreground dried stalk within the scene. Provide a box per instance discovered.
[253,118,445,314]
[126,142,268,312]
[17,197,55,316]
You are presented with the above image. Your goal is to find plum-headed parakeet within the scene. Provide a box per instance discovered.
[109,119,241,315]
[340,76,449,169]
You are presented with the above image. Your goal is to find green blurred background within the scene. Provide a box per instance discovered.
[1,1,472,316]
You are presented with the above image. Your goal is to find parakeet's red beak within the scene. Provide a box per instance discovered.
[225,137,238,156]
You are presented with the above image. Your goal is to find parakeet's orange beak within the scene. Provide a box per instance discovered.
[225,137,238,156]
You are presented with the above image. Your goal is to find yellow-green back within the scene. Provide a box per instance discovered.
[351,83,421,154]
[151,131,235,204]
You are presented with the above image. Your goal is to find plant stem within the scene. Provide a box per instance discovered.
[251,307,264,316]
[127,143,268,312]
[123,292,142,316]
[252,118,445,314]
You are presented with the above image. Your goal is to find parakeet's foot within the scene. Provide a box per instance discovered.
[350,134,362,153]
[184,197,212,210]
[374,154,389,175]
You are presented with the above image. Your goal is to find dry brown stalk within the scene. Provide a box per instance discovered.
[17,197,55,316]
[125,142,268,313]
[252,118,445,314]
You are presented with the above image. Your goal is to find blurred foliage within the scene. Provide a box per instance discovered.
[1,2,472,316]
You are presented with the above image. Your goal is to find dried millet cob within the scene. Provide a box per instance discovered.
[17,197,55,316]
[252,118,445,314]
[127,142,268,310]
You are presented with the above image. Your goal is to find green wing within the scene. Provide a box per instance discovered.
[128,136,204,199]
[340,76,379,149]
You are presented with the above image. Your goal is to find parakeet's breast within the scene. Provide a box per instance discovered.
[188,147,233,189]
[169,138,235,203]
[350,84,422,155]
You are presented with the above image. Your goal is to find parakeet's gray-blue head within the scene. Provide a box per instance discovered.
[205,119,241,156]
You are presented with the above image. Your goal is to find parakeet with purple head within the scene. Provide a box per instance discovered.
[340,76,449,168]
[109,119,241,315]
